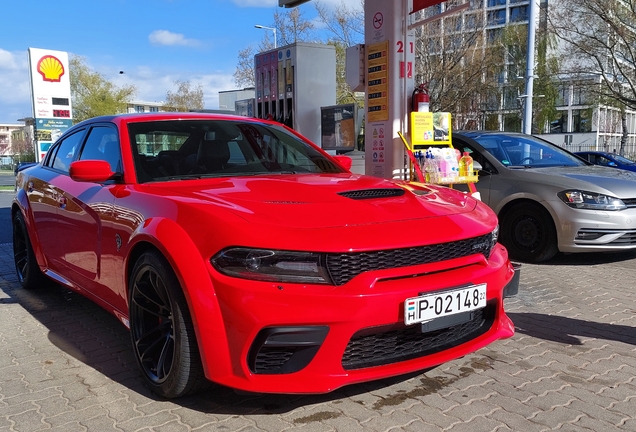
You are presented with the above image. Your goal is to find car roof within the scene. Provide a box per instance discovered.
[574,151,610,155]
[72,112,256,128]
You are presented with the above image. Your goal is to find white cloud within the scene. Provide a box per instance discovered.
[232,0,277,7]
[0,49,33,122]
[0,49,20,70]
[315,0,363,12]
[148,30,200,47]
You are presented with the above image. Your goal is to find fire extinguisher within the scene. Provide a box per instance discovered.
[412,83,430,112]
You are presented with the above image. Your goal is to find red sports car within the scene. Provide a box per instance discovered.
[12,113,517,398]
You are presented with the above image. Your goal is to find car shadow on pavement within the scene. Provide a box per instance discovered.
[4,278,441,414]
[507,312,636,347]
[537,250,636,266]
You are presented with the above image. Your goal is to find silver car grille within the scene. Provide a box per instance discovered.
[623,198,636,208]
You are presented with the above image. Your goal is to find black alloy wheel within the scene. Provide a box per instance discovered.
[129,250,206,398]
[12,211,45,289]
[500,202,558,263]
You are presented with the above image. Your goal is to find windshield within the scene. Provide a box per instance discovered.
[129,120,346,182]
[613,154,636,165]
[470,134,585,168]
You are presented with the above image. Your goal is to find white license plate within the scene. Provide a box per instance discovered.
[404,283,487,326]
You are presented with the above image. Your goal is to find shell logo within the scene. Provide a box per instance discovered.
[37,55,65,82]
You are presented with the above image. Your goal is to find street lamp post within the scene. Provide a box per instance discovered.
[254,25,277,49]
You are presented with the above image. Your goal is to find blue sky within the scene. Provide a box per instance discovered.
[0,0,354,124]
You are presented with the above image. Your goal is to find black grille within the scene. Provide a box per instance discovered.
[338,188,405,200]
[577,228,636,245]
[341,303,495,370]
[623,198,636,208]
[326,234,493,286]
[252,347,296,373]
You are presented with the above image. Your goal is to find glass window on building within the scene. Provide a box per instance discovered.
[487,9,506,25]
[571,87,588,105]
[487,28,503,43]
[503,87,519,109]
[503,113,521,132]
[135,105,145,113]
[572,108,593,132]
[510,6,528,22]
[149,106,159,112]
[487,0,506,6]
[485,113,499,130]
[550,111,568,133]
[464,12,478,29]
[556,85,569,107]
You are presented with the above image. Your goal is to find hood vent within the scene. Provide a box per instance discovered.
[338,188,405,200]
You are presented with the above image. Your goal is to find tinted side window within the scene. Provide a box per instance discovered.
[79,126,122,172]
[50,130,85,173]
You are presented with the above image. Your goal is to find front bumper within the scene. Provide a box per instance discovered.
[195,244,515,394]
[553,204,636,253]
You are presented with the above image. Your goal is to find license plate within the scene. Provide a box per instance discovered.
[404,283,487,326]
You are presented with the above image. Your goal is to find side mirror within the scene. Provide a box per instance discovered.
[608,162,617,167]
[334,155,352,171]
[473,161,483,171]
[69,160,115,183]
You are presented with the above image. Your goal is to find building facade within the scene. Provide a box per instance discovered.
[416,0,636,157]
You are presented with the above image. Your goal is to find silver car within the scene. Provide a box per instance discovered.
[452,131,636,262]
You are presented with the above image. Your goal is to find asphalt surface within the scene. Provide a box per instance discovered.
[0,171,16,187]
[1,188,636,431]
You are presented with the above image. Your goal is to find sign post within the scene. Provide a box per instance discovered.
[28,48,73,162]
[364,0,415,179]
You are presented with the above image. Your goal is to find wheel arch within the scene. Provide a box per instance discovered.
[11,194,48,271]
[124,218,233,380]
[497,197,558,235]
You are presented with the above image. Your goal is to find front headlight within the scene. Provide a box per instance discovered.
[558,190,626,211]
[211,248,332,284]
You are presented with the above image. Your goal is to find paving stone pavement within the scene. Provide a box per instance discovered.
[1,238,635,431]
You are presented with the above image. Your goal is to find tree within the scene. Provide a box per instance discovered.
[315,1,365,105]
[11,136,35,163]
[70,56,137,123]
[497,23,560,133]
[163,80,205,112]
[272,7,316,47]
[549,0,636,154]
[414,9,502,129]
[233,7,315,89]
[234,46,257,88]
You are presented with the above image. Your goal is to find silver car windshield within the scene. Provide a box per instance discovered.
[471,134,585,168]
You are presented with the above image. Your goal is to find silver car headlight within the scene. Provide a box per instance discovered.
[558,190,626,211]
[211,248,332,284]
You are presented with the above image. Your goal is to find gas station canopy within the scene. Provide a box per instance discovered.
[278,0,311,8]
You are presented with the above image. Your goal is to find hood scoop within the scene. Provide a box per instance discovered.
[338,188,406,200]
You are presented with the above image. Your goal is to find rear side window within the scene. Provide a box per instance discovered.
[48,130,85,173]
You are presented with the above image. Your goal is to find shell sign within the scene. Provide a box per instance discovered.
[37,55,65,82]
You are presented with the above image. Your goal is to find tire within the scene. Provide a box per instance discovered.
[128,250,207,398]
[12,211,46,289]
[500,202,558,263]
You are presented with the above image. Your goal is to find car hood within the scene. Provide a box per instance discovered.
[158,174,477,229]
[508,165,636,197]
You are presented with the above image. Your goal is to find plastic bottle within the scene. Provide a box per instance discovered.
[429,151,439,183]
[443,148,458,180]
[423,151,430,182]
[459,151,474,177]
